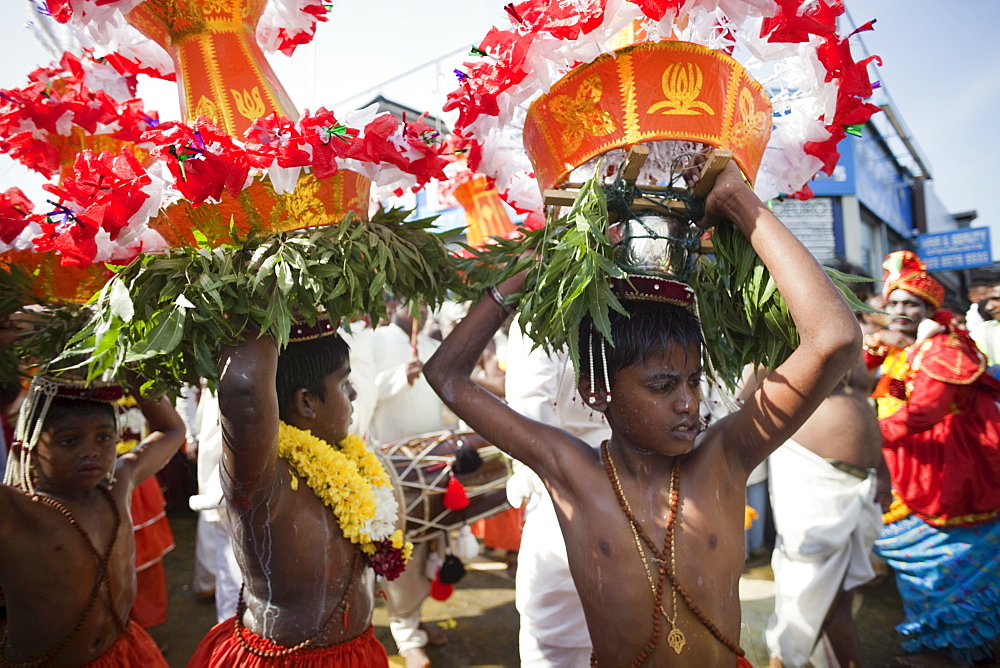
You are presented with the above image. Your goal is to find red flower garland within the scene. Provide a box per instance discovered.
[0,188,35,246]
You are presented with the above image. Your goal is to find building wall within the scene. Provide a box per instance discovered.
[771,198,837,264]
[922,183,959,234]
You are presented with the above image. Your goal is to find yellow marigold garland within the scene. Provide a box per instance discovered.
[116,439,139,455]
[276,422,413,579]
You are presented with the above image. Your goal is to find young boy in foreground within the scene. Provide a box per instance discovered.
[0,371,184,666]
[424,162,861,666]
[188,322,391,665]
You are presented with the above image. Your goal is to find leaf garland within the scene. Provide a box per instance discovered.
[57,208,462,399]
[0,266,99,384]
[0,263,32,382]
[690,221,873,389]
[12,305,96,378]
[454,173,627,370]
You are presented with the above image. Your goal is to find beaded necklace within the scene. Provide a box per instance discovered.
[233,552,362,657]
[0,485,123,668]
[600,442,745,664]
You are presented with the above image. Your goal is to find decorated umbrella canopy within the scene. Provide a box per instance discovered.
[0,0,465,397]
[446,0,880,387]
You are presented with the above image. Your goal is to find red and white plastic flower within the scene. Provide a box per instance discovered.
[445,0,882,210]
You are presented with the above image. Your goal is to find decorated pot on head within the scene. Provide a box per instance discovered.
[609,212,701,281]
[446,0,881,387]
[538,35,773,281]
[446,0,882,236]
[21,0,452,264]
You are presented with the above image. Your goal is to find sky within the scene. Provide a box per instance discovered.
[1,0,999,259]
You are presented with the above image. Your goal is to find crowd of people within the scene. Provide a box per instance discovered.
[3,148,998,667]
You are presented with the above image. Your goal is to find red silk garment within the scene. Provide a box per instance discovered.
[187,620,388,667]
[879,333,1000,526]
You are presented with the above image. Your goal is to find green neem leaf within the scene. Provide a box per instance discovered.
[63,208,458,397]
[125,306,186,362]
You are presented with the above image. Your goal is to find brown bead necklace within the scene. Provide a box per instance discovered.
[233,550,362,657]
[0,484,123,668]
[602,442,682,666]
[601,442,746,663]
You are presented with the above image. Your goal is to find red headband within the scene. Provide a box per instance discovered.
[288,316,338,343]
[609,275,696,310]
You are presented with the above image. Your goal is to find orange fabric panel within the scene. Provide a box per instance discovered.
[187,620,389,667]
[84,620,167,667]
[471,506,524,553]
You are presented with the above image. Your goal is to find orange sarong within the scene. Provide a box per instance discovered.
[130,476,175,627]
[187,619,388,667]
[85,620,167,667]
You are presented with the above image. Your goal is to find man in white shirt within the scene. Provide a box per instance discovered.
[971,282,1000,365]
[966,280,993,331]
[505,317,611,667]
[371,301,447,444]
[372,297,450,668]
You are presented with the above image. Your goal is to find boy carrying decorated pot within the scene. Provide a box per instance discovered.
[424,161,861,666]
[0,363,185,665]
[187,318,410,666]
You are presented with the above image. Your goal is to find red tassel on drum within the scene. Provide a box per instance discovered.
[430,576,454,601]
[443,474,470,510]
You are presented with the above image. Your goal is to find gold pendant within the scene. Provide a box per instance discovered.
[667,627,686,654]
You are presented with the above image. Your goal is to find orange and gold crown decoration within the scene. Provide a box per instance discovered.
[522,40,772,193]
[451,174,514,248]
[881,250,944,310]
[124,0,371,246]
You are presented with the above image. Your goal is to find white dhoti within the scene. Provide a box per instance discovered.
[765,439,881,668]
[384,540,432,654]
[510,465,592,667]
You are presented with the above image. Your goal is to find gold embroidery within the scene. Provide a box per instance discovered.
[269,173,326,232]
[190,95,222,125]
[731,87,768,148]
[548,75,616,154]
[200,0,233,15]
[912,335,987,385]
[231,86,266,122]
[921,507,1000,527]
[648,62,716,116]
[618,54,640,143]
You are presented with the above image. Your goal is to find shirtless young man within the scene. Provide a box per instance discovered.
[424,162,861,665]
[188,323,391,665]
[763,356,887,667]
[0,372,185,666]
[762,261,887,667]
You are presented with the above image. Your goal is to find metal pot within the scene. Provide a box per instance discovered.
[609,213,699,280]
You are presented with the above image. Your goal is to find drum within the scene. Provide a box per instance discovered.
[377,430,513,544]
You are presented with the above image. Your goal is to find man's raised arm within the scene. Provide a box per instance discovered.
[707,162,861,469]
[217,334,280,510]
[425,272,572,477]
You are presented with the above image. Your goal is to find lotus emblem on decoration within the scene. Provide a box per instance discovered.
[648,62,716,116]
[549,75,617,154]
[731,88,769,148]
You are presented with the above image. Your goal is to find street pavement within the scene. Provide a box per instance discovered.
[154,509,925,667]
